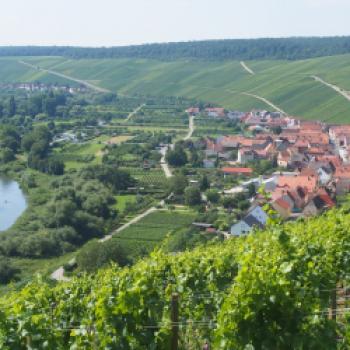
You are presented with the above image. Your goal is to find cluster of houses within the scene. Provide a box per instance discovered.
[187,106,350,236]
[186,106,246,120]
[0,83,87,94]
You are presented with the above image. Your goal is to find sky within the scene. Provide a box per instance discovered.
[0,0,350,47]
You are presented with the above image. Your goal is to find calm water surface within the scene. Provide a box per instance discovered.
[0,176,27,231]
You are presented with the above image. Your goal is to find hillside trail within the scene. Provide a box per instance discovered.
[312,75,350,102]
[241,92,287,115]
[50,115,195,281]
[18,60,111,93]
[240,61,255,75]
[100,206,158,242]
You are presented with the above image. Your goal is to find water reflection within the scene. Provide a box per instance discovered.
[0,176,27,231]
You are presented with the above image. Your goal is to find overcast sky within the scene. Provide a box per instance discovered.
[1,0,350,47]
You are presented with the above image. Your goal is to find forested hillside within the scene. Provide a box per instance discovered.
[2,208,350,349]
[1,37,350,60]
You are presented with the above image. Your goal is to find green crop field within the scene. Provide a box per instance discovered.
[110,209,196,258]
[2,55,350,122]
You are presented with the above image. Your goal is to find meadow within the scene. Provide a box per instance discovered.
[2,55,350,122]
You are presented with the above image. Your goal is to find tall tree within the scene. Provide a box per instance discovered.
[8,96,16,117]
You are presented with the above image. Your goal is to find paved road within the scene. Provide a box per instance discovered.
[312,75,350,102]
[125,104,146,122]
[18,60,111,93]
[241,92,286,115]
[240,61,255,75]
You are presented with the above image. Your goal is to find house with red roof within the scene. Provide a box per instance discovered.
[272,198,292,218]
[303,189,335,217]
[186,107,200,116]
[221,167,253,177]
[205,107,226,118]
[277,174,318,193]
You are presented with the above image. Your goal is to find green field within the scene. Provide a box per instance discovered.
[54,137,107,169]
[2,55,350,122]
[110,209,196,258]
[114,194,136,212]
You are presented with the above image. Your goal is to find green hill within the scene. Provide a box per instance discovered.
[1,209,350,349]
[2,54,350,122]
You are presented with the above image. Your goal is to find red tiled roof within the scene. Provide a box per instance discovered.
[318,194,335,208]
[335,166,350,179]
[278,174,317,193]
[274,198,291,210]
[221,167,253,174]
[186,107,200,114]
[316,155,342,167]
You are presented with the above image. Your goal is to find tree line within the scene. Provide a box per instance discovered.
[1,37,350,60]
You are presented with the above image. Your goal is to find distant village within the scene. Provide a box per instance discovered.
[0,82,87,93]
[187,106,350,236]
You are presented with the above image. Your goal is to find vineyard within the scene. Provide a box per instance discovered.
[127,168,168,191]
[109,210,196,259]
[2,208,350,349]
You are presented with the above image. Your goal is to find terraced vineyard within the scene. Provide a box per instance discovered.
[2,55,350,122]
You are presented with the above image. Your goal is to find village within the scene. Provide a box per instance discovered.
[186,106,350,236]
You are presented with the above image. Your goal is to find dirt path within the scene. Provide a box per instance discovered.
[160,115,195,178]
[125,104,146,122]
[240,61,255,75]
[184,115,195,140]
[160,145,173,178]
[50,267,70,282]
[100,207,158,242]
[241,92,286,114]
[312,75,350,102]
[18,60,111,93]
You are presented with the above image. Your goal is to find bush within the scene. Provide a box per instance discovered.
[184,186,201,206]
[0,256,19,284]
[76,240,130,273]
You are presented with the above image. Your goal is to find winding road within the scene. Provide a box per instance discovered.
[312,75,350,102]
[18,60,110,93]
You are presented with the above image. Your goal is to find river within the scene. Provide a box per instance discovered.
[0,176,27,231]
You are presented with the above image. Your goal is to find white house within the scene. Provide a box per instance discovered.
[230,205,268,236]
[238,149,255,164]
[317,167,332,186]
[230,220,252,236]
[248,205,268,225]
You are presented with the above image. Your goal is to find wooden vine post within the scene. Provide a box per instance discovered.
[171,293,179,350]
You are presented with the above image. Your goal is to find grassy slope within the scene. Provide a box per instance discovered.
[2,55,350,122]
[0,57,75,85]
